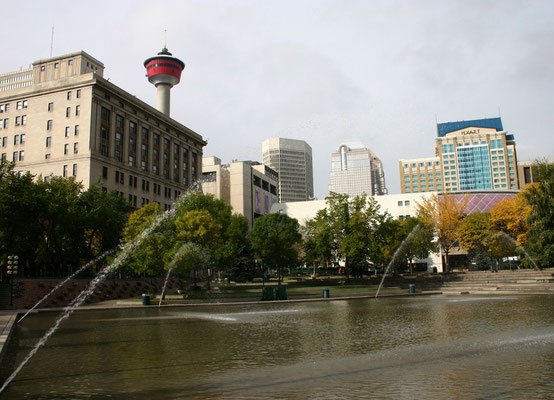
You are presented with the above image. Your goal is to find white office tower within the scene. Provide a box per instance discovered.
[329,141,387,197]
[262,137,314,202]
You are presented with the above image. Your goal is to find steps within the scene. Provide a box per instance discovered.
[436,269,554,295]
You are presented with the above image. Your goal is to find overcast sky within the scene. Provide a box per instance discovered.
[3,0,553,198]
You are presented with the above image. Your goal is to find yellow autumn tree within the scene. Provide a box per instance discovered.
[489,193,531,245]
[416,193,468,272]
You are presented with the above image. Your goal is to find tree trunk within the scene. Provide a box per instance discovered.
[344,257,350,281]
[444,250,449,273]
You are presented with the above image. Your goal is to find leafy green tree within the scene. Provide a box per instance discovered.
[385,217,437,274]
[119,192,250,285]
[455,212,515,271]
[489,193,531,246]
[170,242,211,287]
[523,161,554,269]
[311,193,391,278]
[217,214,256,282]
[123,202,162,243]
[174,210,221,248]
[174,191,232,230]
[302,208,334,277]
[80,186,131,259]
[417,193,468,272]
[36,176,87,276]
[0,161,131,277]
[0,161,44,276]
[250,213,301,284]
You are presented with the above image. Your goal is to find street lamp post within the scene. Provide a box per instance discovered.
[7,255,18,307]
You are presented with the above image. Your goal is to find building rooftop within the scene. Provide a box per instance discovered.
[437,117,503,137]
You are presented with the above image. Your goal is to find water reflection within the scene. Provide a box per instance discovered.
[1,295,553,399]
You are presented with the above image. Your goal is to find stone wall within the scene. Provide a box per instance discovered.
[11,278,179,309]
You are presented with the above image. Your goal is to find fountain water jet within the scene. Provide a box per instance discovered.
[375,224,421,298]
[495,231,540,270]
[158,242,192,306]
[17,248,117,324]
[0,181,208,394]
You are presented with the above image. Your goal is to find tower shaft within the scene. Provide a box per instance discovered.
[156,83,171,116]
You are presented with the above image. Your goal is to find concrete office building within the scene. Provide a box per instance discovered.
[262,137,313,202]
[516,160,554,190]
[0,50,205,210]
[202,157,279,227]
[400,117,519,193]
[329,141,387,197]
[399,156,443,193]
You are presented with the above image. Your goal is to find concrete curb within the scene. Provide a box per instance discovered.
[19,291,444,314]
[0,312,17,363]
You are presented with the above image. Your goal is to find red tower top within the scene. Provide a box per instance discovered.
[144,47,185,87]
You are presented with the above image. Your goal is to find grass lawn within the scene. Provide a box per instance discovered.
[148,276,409,304]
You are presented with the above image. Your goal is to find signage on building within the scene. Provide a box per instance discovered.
[460,129,480,136]
[447,127,497,137]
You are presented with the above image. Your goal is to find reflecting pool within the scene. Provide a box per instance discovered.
[1,295,553,399]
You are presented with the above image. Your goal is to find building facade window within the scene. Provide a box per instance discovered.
[100,107,110,157]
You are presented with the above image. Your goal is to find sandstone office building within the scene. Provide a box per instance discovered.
[0,51,205,210]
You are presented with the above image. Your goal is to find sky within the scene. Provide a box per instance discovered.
[3,0,553,198]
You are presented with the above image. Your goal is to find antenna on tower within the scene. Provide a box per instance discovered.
[50,25,54,57]
[164,29,167,48]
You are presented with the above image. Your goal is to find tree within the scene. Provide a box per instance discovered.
[119,192,249,285]
[170,242,210,280]
[80,186,131,259]
[303,193,392,278]
[302,209,334,277]
[0,161,131,278]
[522,161,554,269]
[36,176,87,276]
[455,212,515,271]
[394,217,438,273]
[0,161,44,277]
[489,193,531,245]
[417,193,468,272]
[250,213,302,284]
[216,214,256,282]
[174,210,221,248]
[123,202,162,243]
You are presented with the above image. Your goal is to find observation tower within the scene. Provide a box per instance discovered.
[144,47,185,116]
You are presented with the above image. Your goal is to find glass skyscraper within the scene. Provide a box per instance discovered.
[329,141,387,197]
[262,137,314,202]
[400,117,519,193]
